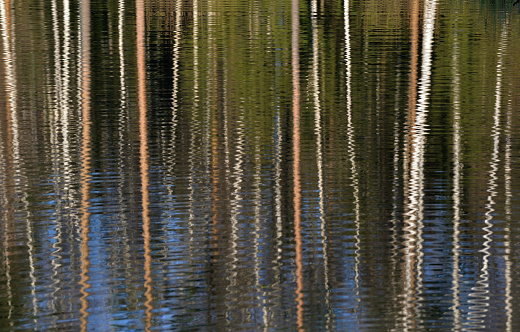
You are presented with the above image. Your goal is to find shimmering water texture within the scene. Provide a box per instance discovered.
[1,0,520,330]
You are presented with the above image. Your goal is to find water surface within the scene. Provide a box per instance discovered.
[1,0,520,330]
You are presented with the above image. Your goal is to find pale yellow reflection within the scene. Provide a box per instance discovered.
[168,0,181,199]
[402,0,438,329]
[136,0,153,329]
[344,0,361,312]
[312,0,331,327]
[292,0,303,329]
[402,2,420,326]
[450,15,462,331]
[0,0,34,324]
[78,0,92,329]
[227,110,242,315]
[50,0,74,320]
[0,0,16,321]
[273,75,283,314]
[187,0,199,276]
[468,21,507,329]
[118,0,127,108]
[252,135,266,327]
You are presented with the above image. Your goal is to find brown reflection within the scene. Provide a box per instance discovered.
[136,0,153,329]
[79,0,91,329]
[292,0,303,329]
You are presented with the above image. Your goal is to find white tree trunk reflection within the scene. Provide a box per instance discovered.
[402,0,438,329]
[468,20,508,330]
[451,13,462,331]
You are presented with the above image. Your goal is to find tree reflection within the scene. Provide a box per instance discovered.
[78,0,91,329]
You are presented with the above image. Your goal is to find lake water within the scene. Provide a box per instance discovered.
[1,0,520,330]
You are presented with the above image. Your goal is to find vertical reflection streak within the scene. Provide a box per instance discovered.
[402,0,438,329]
[187,0,198,275]
[62,0,71,176]
[78,0,92,328]
[291,0,303,329]
[252,135,265,327]
[273,76,283,310]
[118,0,126,108]
[116,0,133,291]
[311,0,331,327]
[469,21,507,329]
[169,0,181,197]
[451,17,462,331]
[401,0,419,326]
[390,72,402,297]
[2,0,35,322]
[504,98,512,332]
[136,0,153,329]
[0,0,16,321]
[227,110,243,311]
[344,0,361,316]
[49,1,63,320]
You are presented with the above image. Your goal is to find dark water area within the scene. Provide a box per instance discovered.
[2,0,520,330]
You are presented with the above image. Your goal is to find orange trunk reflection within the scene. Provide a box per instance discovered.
[292,0,304,329]
[79,0,91,329]
[136,0,153,329]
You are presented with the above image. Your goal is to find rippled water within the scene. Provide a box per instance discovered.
[2,0,520,330]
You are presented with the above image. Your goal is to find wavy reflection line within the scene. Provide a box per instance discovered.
[504,97,512,332]
[62,0,72,207]
[292,0,303,329]
[79,0,92,329]
[169,0,181,194]
[116,0,133,294]
[451,16,462,331]
[2,0,35,322]
[50,0,73,320]
[187,0,198,275]
[50,3,63,308]
[273,80,283,312]
[61,0,72,178]
[0,0,17,321]
[402,1,420,325]
[344,0,361,320]
[402,0,438,329]
[118,0,127,109]
[252,134,266,327]
[226,109,243,316]
[312,0,332,327]
[136,0,153,329]
[0,1,38,323]
[390,58,402,313]
[467,21,507,330]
